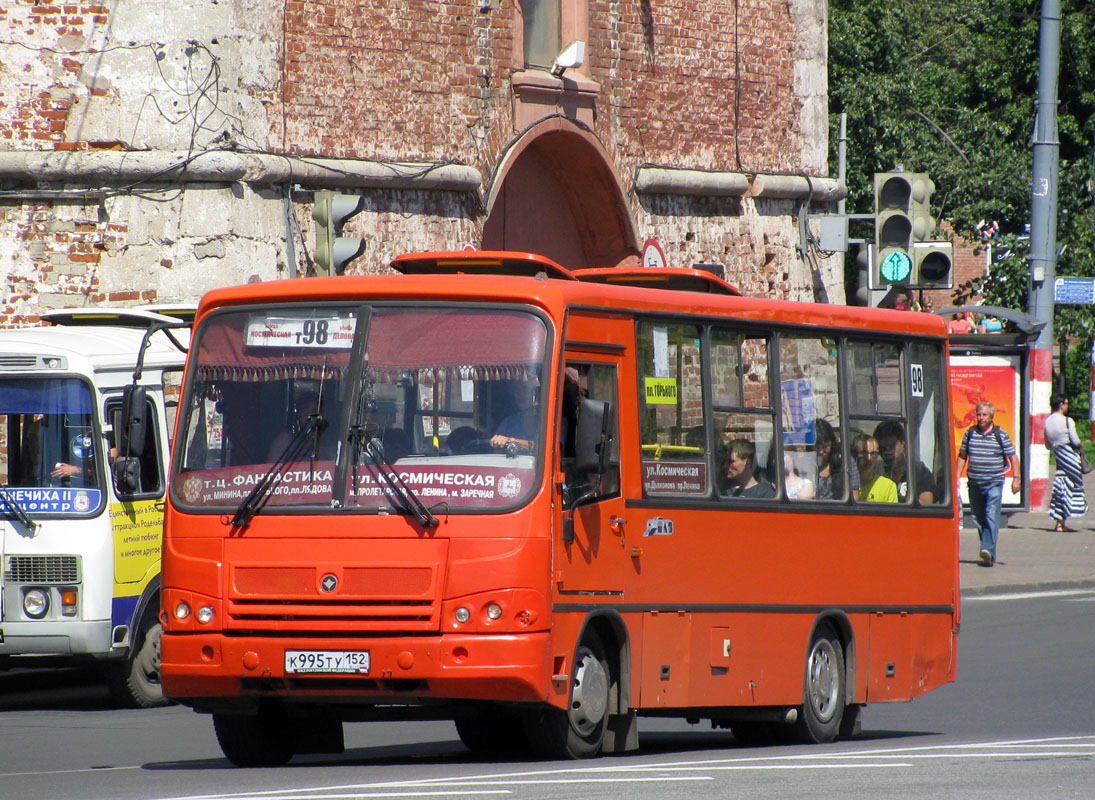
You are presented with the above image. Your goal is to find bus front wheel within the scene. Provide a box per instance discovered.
[106,613,168,709]
[794,622,845,744]
[524,630,610,759]
[213,711,294,767]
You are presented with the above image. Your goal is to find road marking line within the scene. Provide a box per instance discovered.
[157,735,1095,800]
[177,794,511,800]
[965,589,1095,601]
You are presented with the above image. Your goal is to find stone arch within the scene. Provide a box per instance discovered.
[482,118,638,268]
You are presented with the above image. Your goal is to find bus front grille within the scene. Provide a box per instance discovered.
[226,599,439,631]
[227,564,440,632]
[4,555,80,584]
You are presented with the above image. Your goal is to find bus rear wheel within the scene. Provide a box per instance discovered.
[213,710,294,767]
[524,630,610,759]
[793,622,845,744]
[106,614,168,709]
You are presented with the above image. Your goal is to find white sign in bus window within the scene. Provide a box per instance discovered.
[653,326,669,378]
[909,363,925,397]
[245,315,355,349]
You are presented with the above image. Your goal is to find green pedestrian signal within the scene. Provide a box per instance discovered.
[880,249,912,284]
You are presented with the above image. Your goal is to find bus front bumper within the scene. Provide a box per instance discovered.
[0,619,112,657]
[162,631,554,706]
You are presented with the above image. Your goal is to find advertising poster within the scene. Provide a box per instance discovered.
[949,354,1022,507]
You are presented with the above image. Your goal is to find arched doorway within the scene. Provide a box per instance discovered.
[482,118,638,268]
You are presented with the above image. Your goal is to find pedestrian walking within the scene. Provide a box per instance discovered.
[956,401,1021,567]
[1045,393,1088,532]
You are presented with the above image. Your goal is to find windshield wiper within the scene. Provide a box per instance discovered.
[229,414,327,532]
[353,431,437,529]
[0,486,38,535]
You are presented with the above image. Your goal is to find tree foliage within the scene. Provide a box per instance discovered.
[829,0,1095,342]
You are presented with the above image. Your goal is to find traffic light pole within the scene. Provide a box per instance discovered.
[1026,0,1061,511]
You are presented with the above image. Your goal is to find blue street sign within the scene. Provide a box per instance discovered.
[1053,277,1095,305]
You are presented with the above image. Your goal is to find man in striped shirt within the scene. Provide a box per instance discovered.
[956,402,1021,567]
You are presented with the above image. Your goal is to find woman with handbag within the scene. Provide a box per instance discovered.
[1045,393,1088,532]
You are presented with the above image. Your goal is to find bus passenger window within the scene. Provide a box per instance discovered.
[779,335,841,501]
[908,342,948,505]
[637,322,707,497]
[712,328,775,500]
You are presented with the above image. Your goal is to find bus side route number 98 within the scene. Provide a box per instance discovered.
[284,650,371,674]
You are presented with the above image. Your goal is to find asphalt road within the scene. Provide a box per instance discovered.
[1,589,1093,800]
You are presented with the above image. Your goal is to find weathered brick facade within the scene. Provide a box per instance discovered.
[2,0,841,327]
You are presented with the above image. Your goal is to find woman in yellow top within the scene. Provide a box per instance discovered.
[852,434,898,503]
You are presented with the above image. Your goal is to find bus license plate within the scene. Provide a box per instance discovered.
[284,650,370,674]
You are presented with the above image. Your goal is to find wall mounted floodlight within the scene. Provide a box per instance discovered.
[551,41,586,77]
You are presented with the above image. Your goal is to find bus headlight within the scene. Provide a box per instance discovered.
[454,607,471,624]
[24,588,49,618]
[196,606,215,624]
[486,603,503,620]
[174,602,191,620]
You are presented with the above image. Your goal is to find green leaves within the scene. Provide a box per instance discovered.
[830,0,1095,343]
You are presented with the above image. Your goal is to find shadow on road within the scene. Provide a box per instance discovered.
[0,666,116,712]
[138,726,941,772]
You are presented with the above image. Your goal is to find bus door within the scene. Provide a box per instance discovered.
[555,312,628,600]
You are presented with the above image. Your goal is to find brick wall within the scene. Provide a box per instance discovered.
[2,0,833,327]
[274,1,808,183]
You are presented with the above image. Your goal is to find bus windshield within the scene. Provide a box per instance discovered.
[0,378,104,516]
[174,304,549,514]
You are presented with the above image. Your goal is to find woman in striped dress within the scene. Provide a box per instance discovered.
[1045,393,1087,532]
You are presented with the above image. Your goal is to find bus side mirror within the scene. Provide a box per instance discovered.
[113,386,147,495]
[118,386,148,457]
[113,458,141,494]
[574,399,613,475]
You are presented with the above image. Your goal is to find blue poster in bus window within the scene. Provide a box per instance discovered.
[781,379,816,446]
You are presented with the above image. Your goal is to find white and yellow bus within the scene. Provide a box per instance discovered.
[0,307,190,706]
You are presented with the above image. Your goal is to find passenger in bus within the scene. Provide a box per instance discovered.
[852,434,898,503]
[721,438,775,499]
[874,420,937,504]
[814,418,859,500]
[783,452,814,499]
[491,376,538,451]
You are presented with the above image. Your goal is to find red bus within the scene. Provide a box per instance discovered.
[158,251,959,766]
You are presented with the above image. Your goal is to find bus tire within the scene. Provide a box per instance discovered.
[524,630,610,759]
[794,622,845,744]
[213,711,294,767]
[106,613,168,709]
[454,708,530,756]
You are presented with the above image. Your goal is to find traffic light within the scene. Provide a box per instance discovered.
[312,191,366,276]
[872,172,934,288]
[912,240,953,289]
